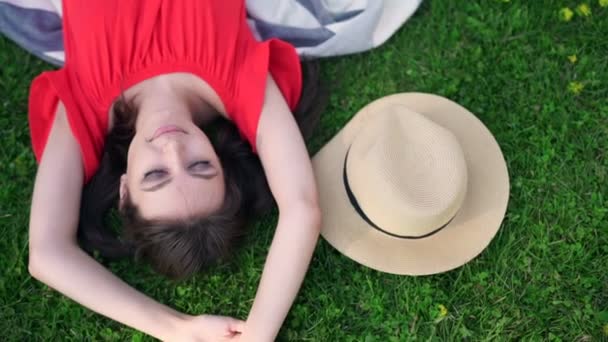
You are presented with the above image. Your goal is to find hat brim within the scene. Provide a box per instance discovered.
[312,93,510,275]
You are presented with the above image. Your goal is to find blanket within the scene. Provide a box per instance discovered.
[0,0,421,66]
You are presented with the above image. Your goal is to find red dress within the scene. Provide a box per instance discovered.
[28,0,302,183]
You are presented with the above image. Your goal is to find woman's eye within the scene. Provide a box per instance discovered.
[143,169,167,181]
[189,160,211,172]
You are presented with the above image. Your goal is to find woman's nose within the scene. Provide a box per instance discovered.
[160,137,186,158]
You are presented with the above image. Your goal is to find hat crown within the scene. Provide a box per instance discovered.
[347,106,468,237]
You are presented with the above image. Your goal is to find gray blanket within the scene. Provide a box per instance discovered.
[0,0,421,66]
[0,0,422,65]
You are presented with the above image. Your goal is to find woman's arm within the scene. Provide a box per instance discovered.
[240,77,322,341]
[28,103,242,341]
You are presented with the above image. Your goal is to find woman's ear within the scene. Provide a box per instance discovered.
[119,174,128,209]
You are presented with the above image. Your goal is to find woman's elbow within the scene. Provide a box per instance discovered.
[28,243,63,282]
[309,204,322,233]
[28,247,46,281]
[278,196,322,233]
[297,201,322,234]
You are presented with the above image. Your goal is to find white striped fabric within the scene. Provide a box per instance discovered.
[0,0,422,65]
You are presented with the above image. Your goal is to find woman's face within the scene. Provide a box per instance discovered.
[120,117,225,220]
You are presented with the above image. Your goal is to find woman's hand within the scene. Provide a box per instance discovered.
[168,315,245,342]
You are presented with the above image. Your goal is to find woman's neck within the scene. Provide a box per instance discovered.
[109,73,224,132]
[133,74,217,132]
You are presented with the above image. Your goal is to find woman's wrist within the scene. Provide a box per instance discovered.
[156,308,191,341]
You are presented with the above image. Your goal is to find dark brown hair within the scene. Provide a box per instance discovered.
[77,62,327,279]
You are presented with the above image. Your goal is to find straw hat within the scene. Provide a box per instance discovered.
[312,93,509,275]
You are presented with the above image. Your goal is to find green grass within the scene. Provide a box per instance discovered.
[1,0,607,340]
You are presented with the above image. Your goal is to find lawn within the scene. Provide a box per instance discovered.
[1,0,607,341]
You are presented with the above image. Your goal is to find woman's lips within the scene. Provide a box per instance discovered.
[150,125,186,140]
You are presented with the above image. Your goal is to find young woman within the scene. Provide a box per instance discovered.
[27,1,326,341]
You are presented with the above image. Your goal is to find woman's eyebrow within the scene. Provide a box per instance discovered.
[190,173,217,180]
[141,178,172,192]
[141,173,216,192]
